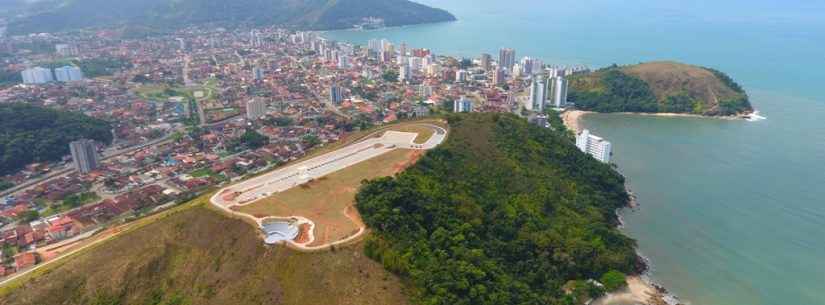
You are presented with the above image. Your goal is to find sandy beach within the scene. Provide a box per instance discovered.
[591,276,667,305]
[561,110,592,133]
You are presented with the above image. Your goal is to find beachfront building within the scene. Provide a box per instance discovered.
[527,76,546,112]
[499,48,516,71]
[576,129,612,163]
[548,76,569,108]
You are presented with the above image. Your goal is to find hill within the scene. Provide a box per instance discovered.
[568,61,752,116]
[6,0,456,35]
[356,113,642,305]
[0,103,112,176]
[0,203,412,305]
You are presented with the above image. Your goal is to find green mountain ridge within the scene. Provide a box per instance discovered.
[569,61,753,116]
[6,0,457,35]
[0,113,640,305]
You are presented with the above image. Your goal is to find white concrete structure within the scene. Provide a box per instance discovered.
[54,66,84,82]
[21,67,53,84]
[548,76,569,108]
[454,96,472,113]
[528,76,546,112]
[576,129,612,163]
[246,98,267,120]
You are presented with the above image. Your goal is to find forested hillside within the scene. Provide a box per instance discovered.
[7,0,456,35]
[0,103,112,175]
[356,113,642,305]
[569,61,752,116]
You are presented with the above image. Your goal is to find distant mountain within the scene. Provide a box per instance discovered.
[6,0,456,35]
[569,61,753,116]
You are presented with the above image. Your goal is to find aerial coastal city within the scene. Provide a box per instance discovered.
[0,25,613,277]
[1,1,816,305]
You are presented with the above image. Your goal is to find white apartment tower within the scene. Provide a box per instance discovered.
[528,76,546,112]
[547,76,569,108]
[246,98,267,120]
[576,129,613,163]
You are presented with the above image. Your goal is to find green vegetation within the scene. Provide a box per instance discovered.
[0,68,22,86]
[0,205,412,305]
[18,210,39,223]
[569,62,752,116]
[356,113,640,305]
[7,0,456,35]
[383,69,400,82]
[239,129,268,150]
[75,57,132,78]
[599,270,627,292]
[0,180,13,192]
[0,103,113,176]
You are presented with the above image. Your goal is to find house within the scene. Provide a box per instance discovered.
[14,252,38,270]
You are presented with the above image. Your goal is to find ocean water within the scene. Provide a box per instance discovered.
[323,1,825,304]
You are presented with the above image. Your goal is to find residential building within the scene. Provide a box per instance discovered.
[54,66,84,82]
[453,96,473,113]
[547,76,569,108]
[399,65,412,83]
[55,43,78,57]
[527,76,546,112]
[492,68,506,86]
[21,67,53,84]
[576,129,612,163]
[69,139,99,174]
[480,53,492,71]
[329,85,344,105]
[246,98,267,120]
[499,48,516,71]
[252,66,264,80]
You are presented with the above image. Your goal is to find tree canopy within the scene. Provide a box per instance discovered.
[356,113,642,305]
[0,103,112,175]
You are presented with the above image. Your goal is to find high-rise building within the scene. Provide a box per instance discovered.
[252,66,264,80]
[576,129,612,163]
[399,42,408,56]
[499,48,516,71]
[54,66,84,82]
[69,139,99,174]
[399,65,412,83]
[246,98,267,120]
[329,85,344,105]
[547,76,569,108]
[337,55,350,69]
[453,96,473,113]
[455,69,469,83]
[528,76,546,112]
[492,68,506,86]
[480,53,492,71]
[55,44,79,57]
[21,67,54,84]
[368,39,381,52]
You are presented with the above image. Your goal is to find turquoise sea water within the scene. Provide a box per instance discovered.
[324,1,825,304]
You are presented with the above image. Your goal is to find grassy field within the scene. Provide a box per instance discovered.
[236,149,422,247]
[0,204,412,305]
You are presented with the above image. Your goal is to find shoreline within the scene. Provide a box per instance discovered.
[561,109,754,133]
[562,110,692,305]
